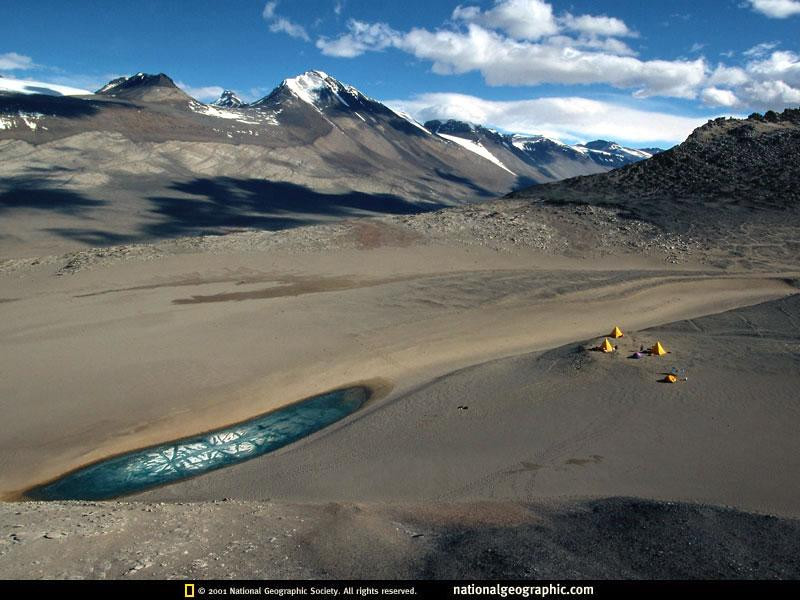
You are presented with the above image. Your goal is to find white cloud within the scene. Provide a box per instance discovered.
[748,0,800,18]
[311,0,799,112]
[747,50,800,85]
[334,1,344,16]
[701,49,800,108]
[739,79,800,105]
[396,25,705,98]
[270,17,310,41]
[708,64,749,87]
[561,13,634,38]
[262,1,277,19]
[452,0,559,40]
[387,92,714,145]
[0,52,35,71]
[701,87,739,107]
[316,1,702,99]
[177,82,226,102]
[262,1,310,42]
[545,34,636,56]
[317,20,399,57]
[743,41,779,57]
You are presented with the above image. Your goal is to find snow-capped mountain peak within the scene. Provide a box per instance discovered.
[213,90,244,108]
[251,70,429,136]
[510,133,569,150]
[279,70,352,109]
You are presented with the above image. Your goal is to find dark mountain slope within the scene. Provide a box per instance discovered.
[509,108,800,214]
[96,73,193,104]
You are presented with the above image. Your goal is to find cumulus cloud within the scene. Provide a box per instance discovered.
[399,25,705,98]
[701,49,800,108]
[177,82,226,102]
[561,13,634,38]
[708,65,749,87]
[700,87,740,107]
[311,0,800,111]
[452,0,559,40]
[317,20,399,57]
[316,1,703,98]
[747,50,800,85]
[739,79,800,105]
[262,1,310,42]
[0,52,35,71]
[748,0,800,18]
[386,92,713,145]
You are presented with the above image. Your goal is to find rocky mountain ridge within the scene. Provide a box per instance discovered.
[509,107,800,213]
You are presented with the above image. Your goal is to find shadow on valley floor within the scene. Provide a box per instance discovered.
[0,183,106,215]
[433,168,495,198]
[140,177,445,239]
[34,177,445,247]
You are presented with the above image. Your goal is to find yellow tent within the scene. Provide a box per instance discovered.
[651,341,667,356]
[601,338,615,353]
[664,374,678,383]
[610,326,624,338]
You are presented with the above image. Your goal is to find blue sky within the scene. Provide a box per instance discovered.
[1,0,799,146]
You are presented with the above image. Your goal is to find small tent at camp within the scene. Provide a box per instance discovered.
[664,374,678,383]
[610,326,624,338]
[601,338,615,353]
[651,341,667,356]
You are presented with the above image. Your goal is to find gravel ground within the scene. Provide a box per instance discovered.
[2,498,799,580]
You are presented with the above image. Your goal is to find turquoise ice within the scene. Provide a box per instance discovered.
[30,387,367,500]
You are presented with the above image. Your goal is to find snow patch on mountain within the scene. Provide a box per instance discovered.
[512,134,656,162]
[436,132,515,175]
[189,102,278,126]
[0,77,90,97]
[0,111,47,131]
[390,109,431,135]
[575,141,655,160]
[511,134,571,151]
[616,146,652,159]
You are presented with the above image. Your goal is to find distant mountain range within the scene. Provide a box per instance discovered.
[1,71,660,193]
[0,70,665,253]
[424,120,660,180]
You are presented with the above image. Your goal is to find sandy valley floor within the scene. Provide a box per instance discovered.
[1,216,799,578]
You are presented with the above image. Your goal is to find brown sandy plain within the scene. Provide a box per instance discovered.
[1,211,799,578]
